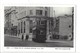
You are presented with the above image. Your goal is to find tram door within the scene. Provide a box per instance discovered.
[32,19,47,42]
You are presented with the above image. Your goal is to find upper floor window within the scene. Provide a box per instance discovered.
[36,10,42,15]
[45,7,48,9]
[69,25,71,28]
[30,10,33,15]
[45,11,47,16]
[40,21,45,25]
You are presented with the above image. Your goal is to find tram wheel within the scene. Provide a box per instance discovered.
[37,40,45,43]
[32,38,37,42]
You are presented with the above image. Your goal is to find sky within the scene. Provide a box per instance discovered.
[53,7,72,17]
[5,7,72,17]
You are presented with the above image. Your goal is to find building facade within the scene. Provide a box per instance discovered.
[4,7,73,41]
[4,7,17,35]
[16,7,54,41]
[56,15,73,40]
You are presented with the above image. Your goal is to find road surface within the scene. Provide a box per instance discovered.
[4,35,73,47]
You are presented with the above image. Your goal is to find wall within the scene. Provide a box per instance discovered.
[59,15,72,36]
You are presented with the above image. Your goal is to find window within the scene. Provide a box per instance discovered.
[18,23,20,34]
[24,21,25,33]
[29,20,32,33]
[30,28,32,33]
[36,10,42,15]
[40,21,45,25]
[30,10,33,15]
[40,30,45,35]
[21,22,22,33]
[45,7,48,9]
[45,11,47,16]
[69,25,71,28]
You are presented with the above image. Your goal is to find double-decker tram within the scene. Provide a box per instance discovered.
[32,18,47,42]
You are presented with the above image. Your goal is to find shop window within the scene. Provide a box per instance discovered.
[29,20,32,33]
[21,22,22,33]
[36,10,42,15]
[30,28,32,33]
[24,21,25,33]
[18,23,20,34]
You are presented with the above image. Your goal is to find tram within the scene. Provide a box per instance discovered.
[32,18,47,42]
[17,16,53,42]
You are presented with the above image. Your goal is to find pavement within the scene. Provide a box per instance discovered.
[4,34,73,47]
[46,39,73,43]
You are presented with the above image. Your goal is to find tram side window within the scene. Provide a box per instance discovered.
[40,30,45,35]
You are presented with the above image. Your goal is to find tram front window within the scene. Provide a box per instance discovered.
[40,30,45,35]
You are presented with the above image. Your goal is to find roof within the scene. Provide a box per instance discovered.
[57,15,72,18]
[18,16,54,20]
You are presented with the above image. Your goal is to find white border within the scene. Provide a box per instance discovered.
[0,0,78,52]
[0,5,75,53]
